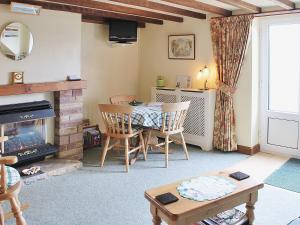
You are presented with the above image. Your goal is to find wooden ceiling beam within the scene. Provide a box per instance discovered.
[216,0,261,13]
[82,16,106,24]
[5,0,163,24]
[108,0,206,19]
[161,0,232,16]
[82,14,146,28]
[269,0,295,9]
[43,0,183,22]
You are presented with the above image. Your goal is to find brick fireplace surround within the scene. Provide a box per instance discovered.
[0,80,87,160]
[54,89,84,159]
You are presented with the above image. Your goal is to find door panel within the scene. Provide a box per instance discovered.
[267,118,299,149]
[260,19,300,157]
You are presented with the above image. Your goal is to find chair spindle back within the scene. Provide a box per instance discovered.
[161,101,190,133]
[98,104,134,136]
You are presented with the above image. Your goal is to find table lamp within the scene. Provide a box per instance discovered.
[197,66,209,90]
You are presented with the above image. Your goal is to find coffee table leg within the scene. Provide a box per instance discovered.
[150,205,162,225]
[246,192,258,225]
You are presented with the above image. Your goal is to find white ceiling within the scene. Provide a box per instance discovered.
[193,0,300,10]
[95,0,300,15]
[202,0,300,10]
[245,0,299,8]
[197,0,238,10]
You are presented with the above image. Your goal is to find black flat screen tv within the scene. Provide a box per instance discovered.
[109,20,138,43]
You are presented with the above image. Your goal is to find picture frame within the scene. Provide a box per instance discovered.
[11,72,24,84]
[176,75,192,88]
[168,34,195,60]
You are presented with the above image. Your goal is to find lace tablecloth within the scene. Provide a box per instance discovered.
[177,176,236,202]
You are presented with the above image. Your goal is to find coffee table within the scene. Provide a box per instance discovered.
[144,170,264,225]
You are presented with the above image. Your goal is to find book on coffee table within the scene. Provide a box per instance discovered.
[194,208,248,225]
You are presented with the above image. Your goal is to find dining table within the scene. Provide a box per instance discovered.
[131,103,164,129]
[128,103,165,164]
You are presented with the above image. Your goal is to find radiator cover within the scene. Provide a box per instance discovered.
[152,88,216,151]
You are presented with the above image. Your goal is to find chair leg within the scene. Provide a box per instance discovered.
[0,203,4,225]
[165,135,169,168]
[125,138,129,173]
[145,130,152,154]
[180,132,189,160]
[15,197,21,207]
[139,133,147,160]
[9,197,27,225]
[100,136,110,167]
[115,139,121,155]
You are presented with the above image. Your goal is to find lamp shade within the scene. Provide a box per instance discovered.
[203,66,209,77]
[197,66,209,80]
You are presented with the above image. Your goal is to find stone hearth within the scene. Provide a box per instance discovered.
[19,158,83,185]
[28,158,82,176]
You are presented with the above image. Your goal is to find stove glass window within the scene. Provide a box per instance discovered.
[1,119,46,153]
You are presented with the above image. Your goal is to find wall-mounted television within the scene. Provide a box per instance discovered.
[109,20,138,43]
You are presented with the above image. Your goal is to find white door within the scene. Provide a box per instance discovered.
[260,18,300,158]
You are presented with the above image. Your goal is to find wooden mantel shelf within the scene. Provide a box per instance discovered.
[0,80,87,96]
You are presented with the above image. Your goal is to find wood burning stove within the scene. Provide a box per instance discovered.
[0,101,58,166]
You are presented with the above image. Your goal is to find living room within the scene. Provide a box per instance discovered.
[0,1,299,225]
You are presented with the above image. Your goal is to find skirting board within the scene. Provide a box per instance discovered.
[237,144,260,155]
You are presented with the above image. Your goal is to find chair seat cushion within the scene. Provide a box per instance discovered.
[4,166,20,188]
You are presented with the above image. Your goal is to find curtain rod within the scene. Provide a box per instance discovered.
[211,9,300,19]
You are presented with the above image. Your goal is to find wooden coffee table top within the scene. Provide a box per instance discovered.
[144,170,264,221]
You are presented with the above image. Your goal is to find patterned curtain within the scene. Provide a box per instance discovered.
[211,15,254,152]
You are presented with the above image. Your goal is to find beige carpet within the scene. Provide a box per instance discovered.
[229,152,290,181]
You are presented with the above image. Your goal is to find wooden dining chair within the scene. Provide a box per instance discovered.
[109,95,137,151]
[0,136,27,225]
[109,95,136,105]
[146,101,191,168]
[98,104,146,172]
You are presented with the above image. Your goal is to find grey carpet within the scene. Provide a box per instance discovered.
[5,145,244,225]
[265,158,300,193]
[4,146,300,225]
[288,217,300,225]
[236,184,300,225]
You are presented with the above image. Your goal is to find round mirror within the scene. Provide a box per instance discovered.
[0,22,33,61]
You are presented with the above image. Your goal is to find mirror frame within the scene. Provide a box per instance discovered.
[0,22,34,61]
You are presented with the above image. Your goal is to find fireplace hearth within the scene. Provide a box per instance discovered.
[0,101,58,166]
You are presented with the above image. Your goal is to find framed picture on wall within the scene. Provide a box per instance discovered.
[168,34,195,60]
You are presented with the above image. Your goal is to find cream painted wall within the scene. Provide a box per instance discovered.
[234,20,260,147]
[81,23,140,129]
[234,46,253,146]
[139,17,257,147]
[0,5,82,143]
[139,17,217,102]
[0,5,81,85]
[250,20,260,147]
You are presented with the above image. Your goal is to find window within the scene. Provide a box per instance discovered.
[268,24,300,113]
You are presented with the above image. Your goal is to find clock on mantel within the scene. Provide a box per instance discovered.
[11,72,24,84]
